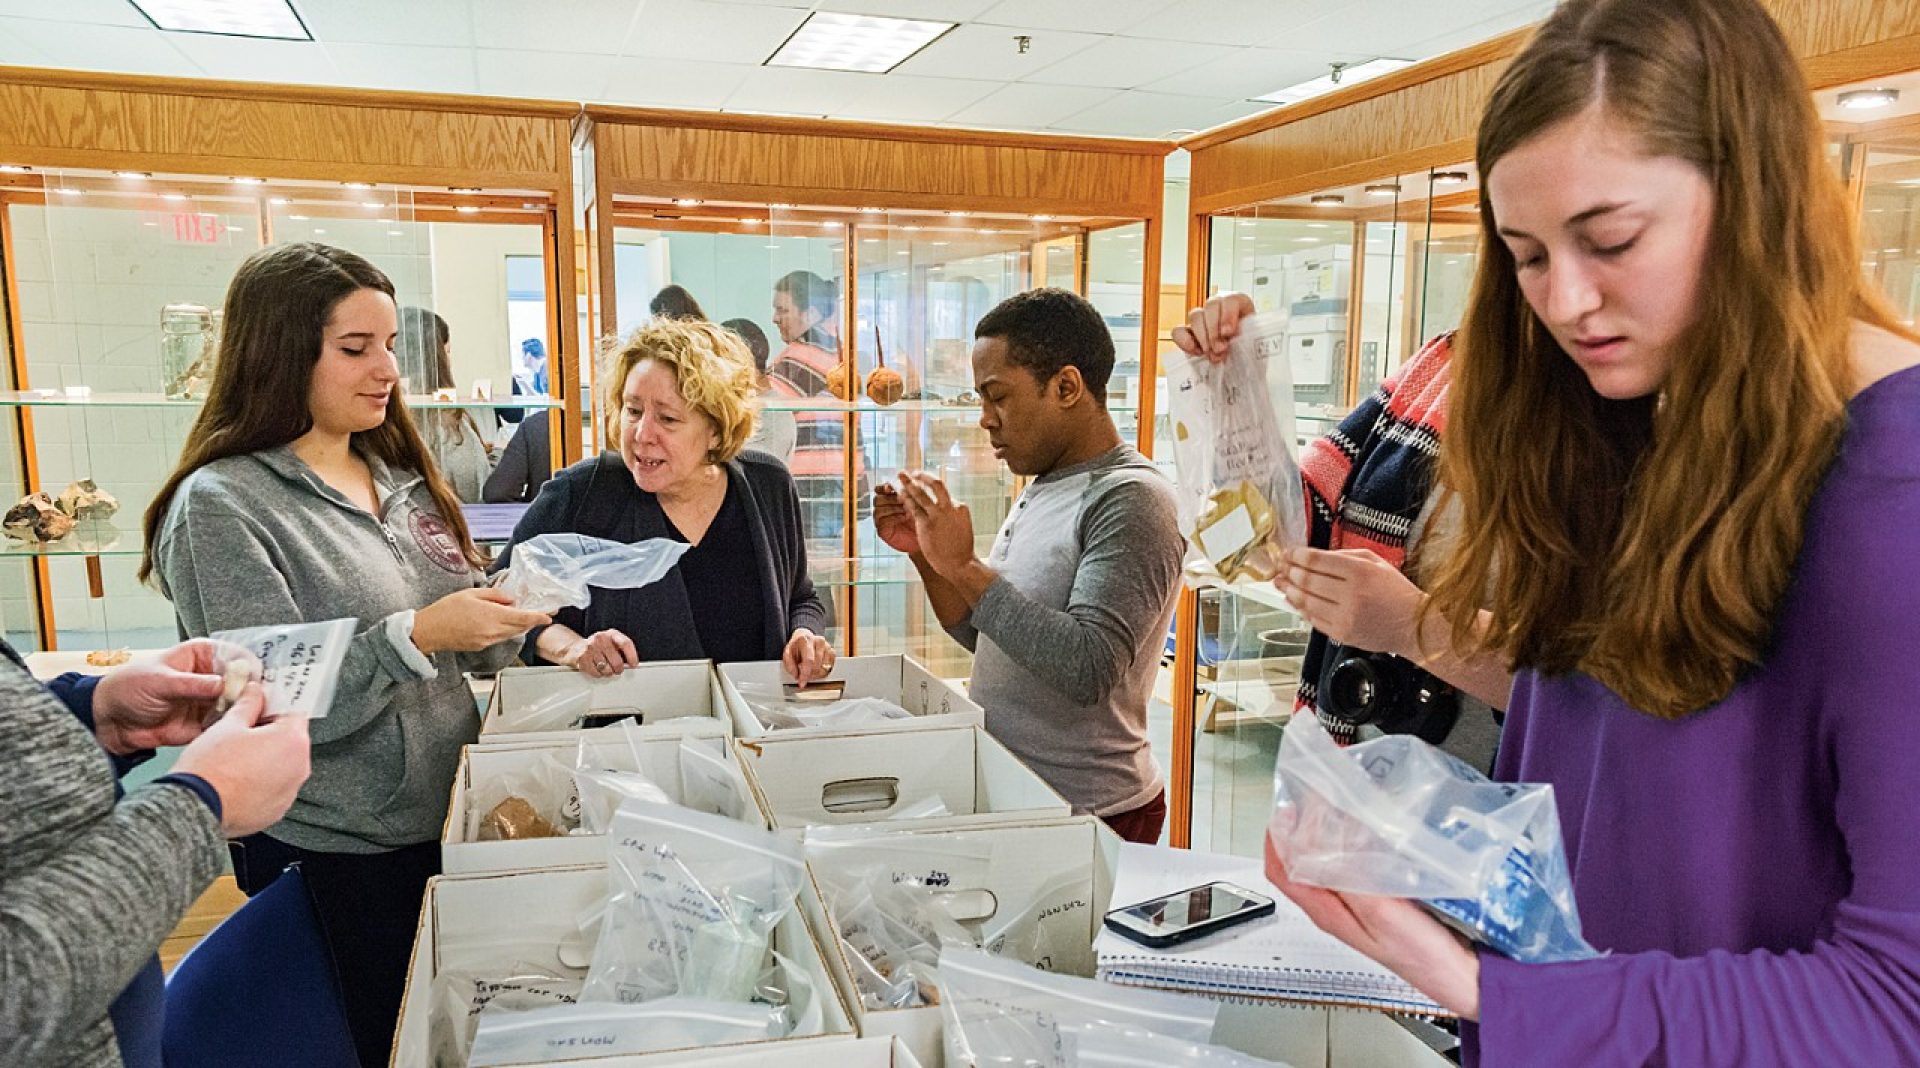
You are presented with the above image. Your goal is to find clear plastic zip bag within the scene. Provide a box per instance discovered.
[465,997,783,1066]
[208,617,358,719]
[1268,712,1597,963]
[432,968,583,1067]
[1165,310,1307,586]
[493,534,690,614]
[733,681,915,731]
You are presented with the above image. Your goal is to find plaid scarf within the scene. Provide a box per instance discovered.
[1293,333,1455,740]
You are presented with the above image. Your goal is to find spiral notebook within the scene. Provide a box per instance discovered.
[1093,843,1449,1017]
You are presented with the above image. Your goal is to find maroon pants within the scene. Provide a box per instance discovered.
[1101,789,1168,844]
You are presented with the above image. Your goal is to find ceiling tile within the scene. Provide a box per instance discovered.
[943,81,1120,129]
[165,35,341,84]
[1022,35,1233,91]
[471,0,643,55]
[972,0,1171,34]
[296,0,475,47]
[623,0,806,64]
[831,74,999,123]
[474,48,617,101]
[1121,0,1324,45]
[1142,46,1365,100]
[723,65,879,117]
[1268,0,1471,56]
[0,20,201,76]
[0,0,148,27]
[1047,88,1225,138]
[599,57,751,110]
[833,0,1000,18]
[0,16,53,64]
[892,22,1103,81]
[1405,1,1550,57]
[328,43,478,94]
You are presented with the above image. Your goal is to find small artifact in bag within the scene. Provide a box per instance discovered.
[55,479,119,524]
[825,362,852,398]
[1191,479,1280,583]
[3,493,74,542]
[85,648,132,668]
[481,796,563,841]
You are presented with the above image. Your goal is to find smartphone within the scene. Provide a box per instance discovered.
[1102,880,1276,949]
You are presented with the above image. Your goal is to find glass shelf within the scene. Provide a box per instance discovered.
[0,525,134,557]
[808,556,924,587]
[0,391,564,411]
[764,398,1139,415]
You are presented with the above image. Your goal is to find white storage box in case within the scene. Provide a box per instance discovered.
[441,723,761,875]
[392,866,857,1067]
[718,654,982,739]
[735,726,1069,834]
[479,661,729,743]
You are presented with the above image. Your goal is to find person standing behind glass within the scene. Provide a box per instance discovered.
[141,242,549,1066]
[650,284,707,321]
[725,317,796,462]
[500,337,549,427]
[498,317,834,682]
[397,307,492,501]
[767,270,865,556]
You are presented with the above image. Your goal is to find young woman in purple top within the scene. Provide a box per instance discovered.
[1263,0,1920,1063]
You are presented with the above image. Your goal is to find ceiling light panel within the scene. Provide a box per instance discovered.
[767,11,955,75]
[130,0,311,40]
[1253,58,1413,106]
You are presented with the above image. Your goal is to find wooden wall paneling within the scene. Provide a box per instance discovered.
[1137,208,1164,459]
[1766,0,1920,87]
[1167,586,1198,849]
[548,120,584,470]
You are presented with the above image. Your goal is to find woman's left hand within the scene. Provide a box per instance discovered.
[1276,547,1426,655]
[782,628,835,686]
[1263,828,1482,1020]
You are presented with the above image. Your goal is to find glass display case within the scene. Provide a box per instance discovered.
[0,72,582,651]
[581,107,1169,679]
[1179,166,1481,857]
[1826,73,1920,327]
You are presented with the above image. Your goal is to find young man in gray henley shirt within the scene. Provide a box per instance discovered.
[879,288,1185,844]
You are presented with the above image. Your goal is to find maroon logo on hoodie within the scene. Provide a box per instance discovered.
[411,512,468,574]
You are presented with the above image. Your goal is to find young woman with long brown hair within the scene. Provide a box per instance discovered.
[140,243,549,1065]
[1264,0,1920,1062]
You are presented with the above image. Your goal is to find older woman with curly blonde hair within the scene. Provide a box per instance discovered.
[497,316,833,682]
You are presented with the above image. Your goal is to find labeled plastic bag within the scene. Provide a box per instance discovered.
[571,719,673,835]
[825,869,975,1010]
[490,686,594,734]
[432,969,583,1068]
[208,617,358,719]
[679,738,754,823]
[734,681,914,731]
[494,534,690,614]
[1166,310,1307,586]
[583,801,808,1005]
[466,997,781,1066]
[1268,713,1596,963]
[467,753,578,841]
[938,947,1224,1068]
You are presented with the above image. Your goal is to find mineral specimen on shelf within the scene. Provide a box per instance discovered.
[55,479,119,524]
[866,366,905,406]
[3,493,74,543]
[824,362,851,399]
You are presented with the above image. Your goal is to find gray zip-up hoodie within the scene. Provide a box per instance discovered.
[151,445,520,853]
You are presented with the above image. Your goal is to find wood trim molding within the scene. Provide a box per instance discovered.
[0,64,580,119]
[583,104,1172,157]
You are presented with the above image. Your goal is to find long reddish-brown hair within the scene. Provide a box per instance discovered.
[140,243,485,582]
[1424,0,1907,717]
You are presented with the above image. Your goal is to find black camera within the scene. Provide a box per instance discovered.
[1316,644,1461,745]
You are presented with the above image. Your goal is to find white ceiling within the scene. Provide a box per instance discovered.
[0,0,1556,139]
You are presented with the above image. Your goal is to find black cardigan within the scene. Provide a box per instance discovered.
[497,450,828,664]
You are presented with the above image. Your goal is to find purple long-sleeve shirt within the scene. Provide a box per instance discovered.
[1466,363,1920,1066]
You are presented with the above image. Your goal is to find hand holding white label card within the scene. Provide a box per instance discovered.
[209,617,358,719]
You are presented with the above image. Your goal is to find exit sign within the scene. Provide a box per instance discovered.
[170,213,222,244]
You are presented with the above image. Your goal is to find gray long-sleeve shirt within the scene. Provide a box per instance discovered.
[0,657,223,1067]
[151,445,520,852]
[949,445,1185,817]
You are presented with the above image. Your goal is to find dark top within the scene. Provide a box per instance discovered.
[482,409,555,503]
[671,481,768,665]
[497,449,826,665]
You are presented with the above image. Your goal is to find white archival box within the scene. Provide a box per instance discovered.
[440,722,762,875]
[733,726,1070,834]
[718,655,982,739]
[479,661,730,744]
[392,865,859,1067]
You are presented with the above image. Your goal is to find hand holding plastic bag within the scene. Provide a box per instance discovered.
[1166,309,1307,586]
[1268,713,1596,962]
[208,617,358,719]
[494,534,690,614]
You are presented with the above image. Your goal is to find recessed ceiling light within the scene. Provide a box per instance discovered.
[765,243,781,250]
[820,220,838,228]
[904,225,920,232]
[128,0,310,39]
[162,193,187,202]
[863,238,880,243]
[1254,58,1413,106]
[859,207,882,214]
[1838,88,1900,110]
[766,11,954,74]
[1032,214,1051,221]
[388,230,405,236]
[456,205,480,214]
[450,187,481,194]
[55,187,81,196]
[115,171,151,179]
[270,197,290,205]
[1310,194,1344,206]
[1431,171,1470,186]
[360,201,381,209]
[673,198,702,207]
[1294,237,1319,243]
[933,240,949,246]
[895,249,909,256]
[739,217,761,225]
[288,214,309,220]
[343,181,373,190]
[770,202,794,209]
[0,164,31,174]
[946,210,964,217]
[230,176,263,185]
[1365,183,1401,197]
[226,225,243,232]
[313,228,327,234]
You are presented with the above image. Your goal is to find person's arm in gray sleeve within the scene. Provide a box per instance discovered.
[483,418,534,503]
[0,685,223,1061]
[158,503,431,745]
[942,612,979,653]
[968,476,1182,706]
